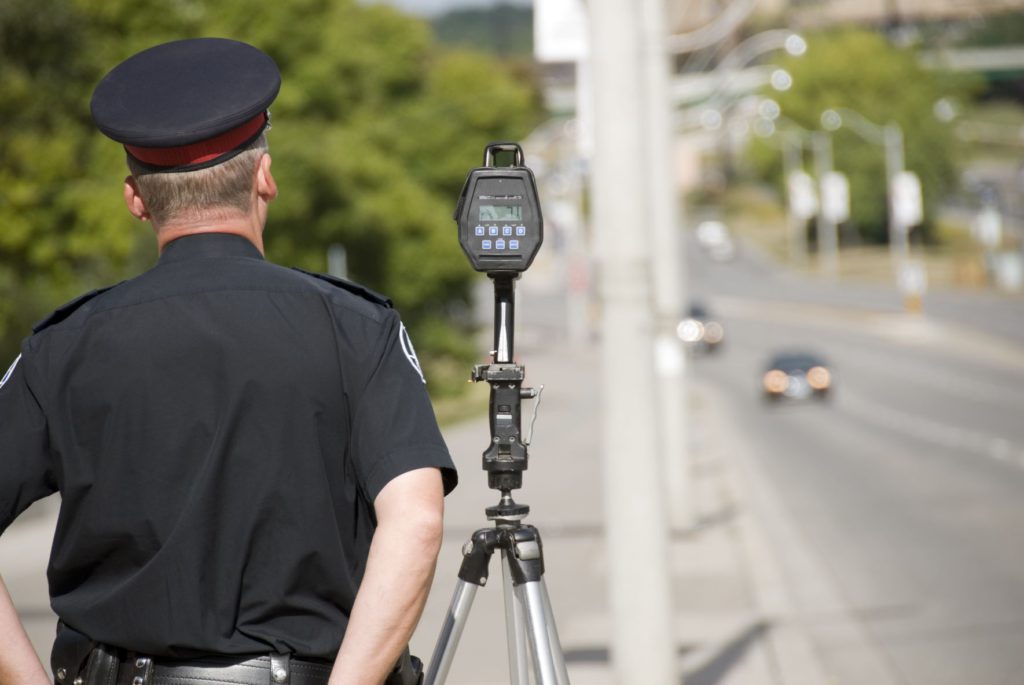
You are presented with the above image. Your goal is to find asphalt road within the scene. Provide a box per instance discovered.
[689,242,1024,684]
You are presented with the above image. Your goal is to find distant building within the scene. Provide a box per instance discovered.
[787,0,1022,27]
[666,0,1022,33]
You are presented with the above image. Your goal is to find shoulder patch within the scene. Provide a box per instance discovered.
[399,322,426,384]
[0,354,21,390]
[291,268,393,308]
[32,284,121,333]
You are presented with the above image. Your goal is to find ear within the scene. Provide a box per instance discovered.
[123,176,151,221]
[256,153,277,203]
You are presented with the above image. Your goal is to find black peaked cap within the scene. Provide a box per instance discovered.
[91,38,281,148]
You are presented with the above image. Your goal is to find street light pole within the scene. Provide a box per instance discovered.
[783,131,808,263]
[884,122,909,264]
[812,131,838,278]
[757,115,817,264]
[667,0,757,55]
[700,30,806,124]
[821,108,907,268]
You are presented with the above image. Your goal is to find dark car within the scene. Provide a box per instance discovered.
[762,351,833,402]
[677,302,725,354]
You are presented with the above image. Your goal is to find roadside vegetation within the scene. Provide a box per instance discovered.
[722,26,1022,290]
[746,28,982,246]
[0,0,544,400]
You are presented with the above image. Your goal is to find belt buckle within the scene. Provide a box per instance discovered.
[270,653,290,684]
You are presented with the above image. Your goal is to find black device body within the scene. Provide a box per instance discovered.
[454,143,543,275]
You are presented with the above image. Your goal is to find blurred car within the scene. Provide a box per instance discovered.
[695,220,736,262]
[677,302,725,354]
[762,351,833,402]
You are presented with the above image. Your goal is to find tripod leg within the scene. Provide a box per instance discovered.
[501,551,531,685]
[424,580,478,685]
[513,581,563,684]
[538,578,571,685]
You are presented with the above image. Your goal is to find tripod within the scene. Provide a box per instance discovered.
[424,274,570,685]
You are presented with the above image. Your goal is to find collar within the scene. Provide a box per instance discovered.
[158,233,264,265]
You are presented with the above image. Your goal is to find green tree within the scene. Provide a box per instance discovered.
[956,11,1024,48]
[747,29,979,244]
[431,4,534,58]
[0,0,542,389]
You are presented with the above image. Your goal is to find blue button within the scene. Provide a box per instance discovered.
[474,226,485,236]
[516,226,526,236]
[509,240,519,249]
[502,226,512,236]
[495,239,506,250]
[482,240,492,249]
[489,226,499,236]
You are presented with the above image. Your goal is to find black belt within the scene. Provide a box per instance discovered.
[55,644,330,685]
[116,653,331,685]
[52,625,422,685]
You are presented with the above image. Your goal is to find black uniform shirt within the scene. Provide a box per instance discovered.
[0,233,457,659]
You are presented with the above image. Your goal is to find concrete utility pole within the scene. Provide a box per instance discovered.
[589,2,677,683]
[782,132,809,263]
[883,123,909,264]
[640,0,693,532]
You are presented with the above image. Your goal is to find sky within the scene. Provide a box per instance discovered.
[362,0,532,17]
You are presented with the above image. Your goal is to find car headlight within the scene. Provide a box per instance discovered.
[763,370,789,393]
[703,321,724,344]
[807,366,831,390]
[677,318,704,343]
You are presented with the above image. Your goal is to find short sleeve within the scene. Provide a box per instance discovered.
[348,312,457,502]
[0,349,56,534]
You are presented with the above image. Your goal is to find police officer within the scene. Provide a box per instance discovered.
[0,38,457,685]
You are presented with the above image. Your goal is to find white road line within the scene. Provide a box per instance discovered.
[840,390,1024,468]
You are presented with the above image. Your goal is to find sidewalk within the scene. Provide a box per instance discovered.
[409,332,833,684]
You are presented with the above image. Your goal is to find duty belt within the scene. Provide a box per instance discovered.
[52,624,423,685]
[54,643,330,685]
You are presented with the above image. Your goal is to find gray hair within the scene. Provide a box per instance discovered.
[127,134,268,225]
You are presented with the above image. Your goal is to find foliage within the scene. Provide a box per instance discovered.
[954,11,1024,48]
[746,29,982,244]
[0,0,542,389]
[430,4,533,58]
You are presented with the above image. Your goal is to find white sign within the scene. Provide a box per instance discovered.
[891,171,923,229]
[787,170,818,221]
[898,260,928,296]
[820,171,850,224]
[534,0,588,63]
[973,206,1002,248]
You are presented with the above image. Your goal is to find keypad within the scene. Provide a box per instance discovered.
[476,224,529,252]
